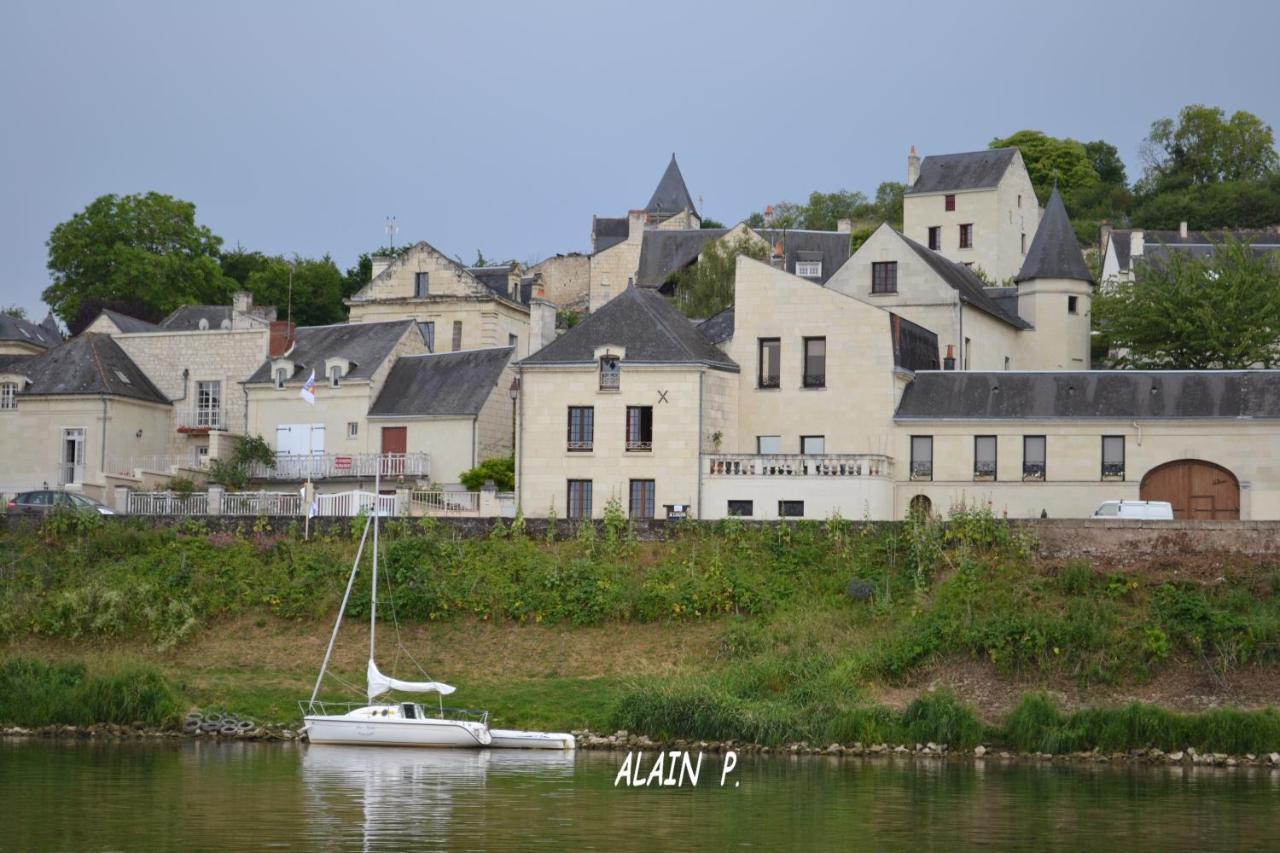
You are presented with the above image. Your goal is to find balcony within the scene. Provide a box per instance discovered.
[177,406,226,432]
[247,452,430,481]
[706,453,893,479]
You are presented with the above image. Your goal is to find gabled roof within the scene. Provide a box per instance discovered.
[756,229,853,286]
[895,370,1280,420]
[521,285,737,370]
[0,313,62,350]
[160,305,233,331]
[14,334,168,404]
[348,240,524,308]
[899,233,1031,329]
[1015,188,1092,283]
[645,154,699,218]
[369,347,513,417]
[96,309,160,333]
[466,265,516,300]
[635,228,730,287]
[696,306,735,344]
[906,148,1018,195]
[244,320,414,385]
[592,217,630,253]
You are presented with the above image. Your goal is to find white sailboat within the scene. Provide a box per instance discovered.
[301,470,573,750]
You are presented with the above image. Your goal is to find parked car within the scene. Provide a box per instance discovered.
[6,490,116,516]
[1091,500,1174,520]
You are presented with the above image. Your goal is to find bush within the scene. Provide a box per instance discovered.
[0,658,182,728]
[459,456,515,491]
[901,692,986,749]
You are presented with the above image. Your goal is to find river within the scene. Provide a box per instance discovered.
[2,739,1277,851]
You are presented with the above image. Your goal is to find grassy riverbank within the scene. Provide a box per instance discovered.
[3,509,1280,752]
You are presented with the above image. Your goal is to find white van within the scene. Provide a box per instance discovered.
[1091,500,1174,520]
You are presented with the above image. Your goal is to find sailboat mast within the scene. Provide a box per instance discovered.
[309,512,373,707]
[370,467,380,663]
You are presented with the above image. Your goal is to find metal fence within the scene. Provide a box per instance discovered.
[409,490,481,516]
[221,491,302,516]
[127,491,210,515]
[314,490,399,517]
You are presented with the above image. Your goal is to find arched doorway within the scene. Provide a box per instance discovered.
[1139,460,1240,520]
[908,494,933,519]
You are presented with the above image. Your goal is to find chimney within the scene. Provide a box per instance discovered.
[907,145,921,188]
[269,321,295,358]
[837,218,852,234]
[627,209,647,241]
[1098,221,1112,251]
[1179,220,1189,239]
[232,291,252,314]
[943,344,956,371]
[1131,230,1145,258]
[370,255,394,281]
[770,241,785,269]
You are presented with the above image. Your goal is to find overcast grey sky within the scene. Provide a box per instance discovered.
[2,0,1278,318]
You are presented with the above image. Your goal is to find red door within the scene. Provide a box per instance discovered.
[381,427,407,476]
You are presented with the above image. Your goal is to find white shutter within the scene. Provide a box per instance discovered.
[309,424,326,454]
[275,425,294,455]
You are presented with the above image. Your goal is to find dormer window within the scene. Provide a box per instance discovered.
[599,355,620,391]
[275,369,287,389]
[329,366,342,387]
[325,358,351,388]
[795,260,822,278]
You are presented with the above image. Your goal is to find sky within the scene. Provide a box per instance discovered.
[2,0,1278,319]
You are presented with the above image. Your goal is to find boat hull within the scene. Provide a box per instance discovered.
[488,729,576,750]
[305,715,491,748]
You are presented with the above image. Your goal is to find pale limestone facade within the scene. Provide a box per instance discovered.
[587,212,646,312]
[903,149,1040,283]
[528,254,590,312]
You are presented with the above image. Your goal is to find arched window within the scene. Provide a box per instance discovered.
[908,494,932,520]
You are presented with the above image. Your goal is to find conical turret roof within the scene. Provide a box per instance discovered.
[1015,188,1092,283]
[645,154,698,218]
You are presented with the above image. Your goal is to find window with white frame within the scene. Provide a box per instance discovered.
[196,381,221,428]
[347,421,359,439]
[0,381,16,410]
[275,367,288,389]
[795,260,822,278]
[329,365,342,387]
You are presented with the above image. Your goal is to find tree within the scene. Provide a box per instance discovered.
[990,130,1101,203]
[220,245,274,287]
[44,192,233,328]
[672,235,769,319]
[459,456,515,491]
[1096,237,1280,368]
[699,217,725,229]
[802,190,869,231]
[2,305,27,320]
[245,256,346,327]
[872,181,905,228]
[1141,105,1279,189]
[1130,173,1280,230]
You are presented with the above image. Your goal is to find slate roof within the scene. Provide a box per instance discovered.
[0,313,61,350]
[1107,228,1280,273]
[521,285,737,370]
[96,309,160,333]
[160,306,234,331]
[369,347,513,417]
[906,148,1018,195]
[755,229,853,286]
[0,354,36,374]
[895,371,1280,420]
[899,234,1031,329]
[466,266,516,300]
[1015,188,1092,283]
[592,217,630,253]
[244,320,414,384]
[645,154,698,218]
[891,314,940,372]
[986,287,1019,319]
[635,228,729,287]
[13,334,168,404]
[696,306,735,344]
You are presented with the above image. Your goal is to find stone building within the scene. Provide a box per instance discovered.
[0,311,62,355]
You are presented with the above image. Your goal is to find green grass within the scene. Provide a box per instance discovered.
[0,658,182,728]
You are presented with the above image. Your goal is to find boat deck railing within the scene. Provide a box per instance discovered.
[300,700,490,726]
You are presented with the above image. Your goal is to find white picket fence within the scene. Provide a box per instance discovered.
[409,490,481,516]
[128,492,210,516]
[128,490,302,516]
[314,490,399,517]
[221,492,302,516]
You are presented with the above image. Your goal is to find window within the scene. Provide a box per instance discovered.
[347,421,359,439]
[758,338,780,388]
[959,224,973,249]
[871,261,898,294]
[419,321,435,352]
[928,226,941,250]
[974,436,997,481]
[1021,233,1027,254]
[1102,436,1125,481]
[802,337,826,388]
[910,435,933,481]
[61,428,85,486]
[629,479,656,520]
[1023,435,1046,481]
[795,260,822,278]
[945,194,956,211]
[599,355,620,390]
[196,381,221,428]
[567,406,594,451]
[778,500,805,518]
[414,272,429,298]
[451,321,463,351]
[275,368,288,390]
[508,333,518,349]
[757,435,782,455]
[329,365,342,388]
[1068,295,1078,314]
[964,337,971,370]
[626,406,653,451]
[1094,502,1120,517]
[801,435,825,455]
[195,445,210,466]
[567,480,593,519]
[0,381,17,410]
[727,500,753,517]
[1017,194,1023,208]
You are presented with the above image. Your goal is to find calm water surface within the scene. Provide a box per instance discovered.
[2,739,1278,851]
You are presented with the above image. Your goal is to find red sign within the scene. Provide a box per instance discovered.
[333,456,353,471]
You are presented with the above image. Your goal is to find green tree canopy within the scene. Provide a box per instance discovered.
[673,235,768,319]
[1096,237,1280,368]
[44,192,233,329]
[2,305,27,320]
[245,255,346,327]
[989,130,1104,202]
[1141,105,1279,190]
[745,183,903,232]
[219,246,274,287]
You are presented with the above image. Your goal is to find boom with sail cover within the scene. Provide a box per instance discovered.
[367,660,456,703]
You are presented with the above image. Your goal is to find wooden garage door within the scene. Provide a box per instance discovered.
[1139,460,1239,520]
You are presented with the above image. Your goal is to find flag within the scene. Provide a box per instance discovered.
[300,370,316,405]
[308,499,318,519]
